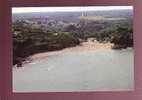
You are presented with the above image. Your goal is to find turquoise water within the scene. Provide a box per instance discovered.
[13,48,134,92]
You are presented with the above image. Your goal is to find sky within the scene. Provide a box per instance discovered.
[12,6,133,13]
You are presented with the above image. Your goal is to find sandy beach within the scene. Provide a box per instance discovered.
[30,40,113,62]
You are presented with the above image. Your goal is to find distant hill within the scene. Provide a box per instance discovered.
[12,10,133,23]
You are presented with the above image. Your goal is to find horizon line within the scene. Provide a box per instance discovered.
[12,6,133,14]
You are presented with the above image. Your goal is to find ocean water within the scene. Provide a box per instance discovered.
[13,48,134,92]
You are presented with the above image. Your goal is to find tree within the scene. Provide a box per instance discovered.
[110,26,133,49]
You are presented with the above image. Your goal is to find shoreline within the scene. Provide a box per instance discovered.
[28,40,113,62]
[13,41,134,92]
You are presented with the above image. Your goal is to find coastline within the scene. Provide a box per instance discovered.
[13,41,134,92]
[28,40,113,62]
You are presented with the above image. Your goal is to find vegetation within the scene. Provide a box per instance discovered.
[110,26,133,49]
[13,20,80,67]
[13,10,133,67]
[79,16,126,21]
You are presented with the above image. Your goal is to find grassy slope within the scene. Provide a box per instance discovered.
[79,16,126,21]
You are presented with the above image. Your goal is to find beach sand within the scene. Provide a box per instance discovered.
[29,40,113,61]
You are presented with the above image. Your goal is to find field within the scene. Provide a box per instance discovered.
[79,16,126,21]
